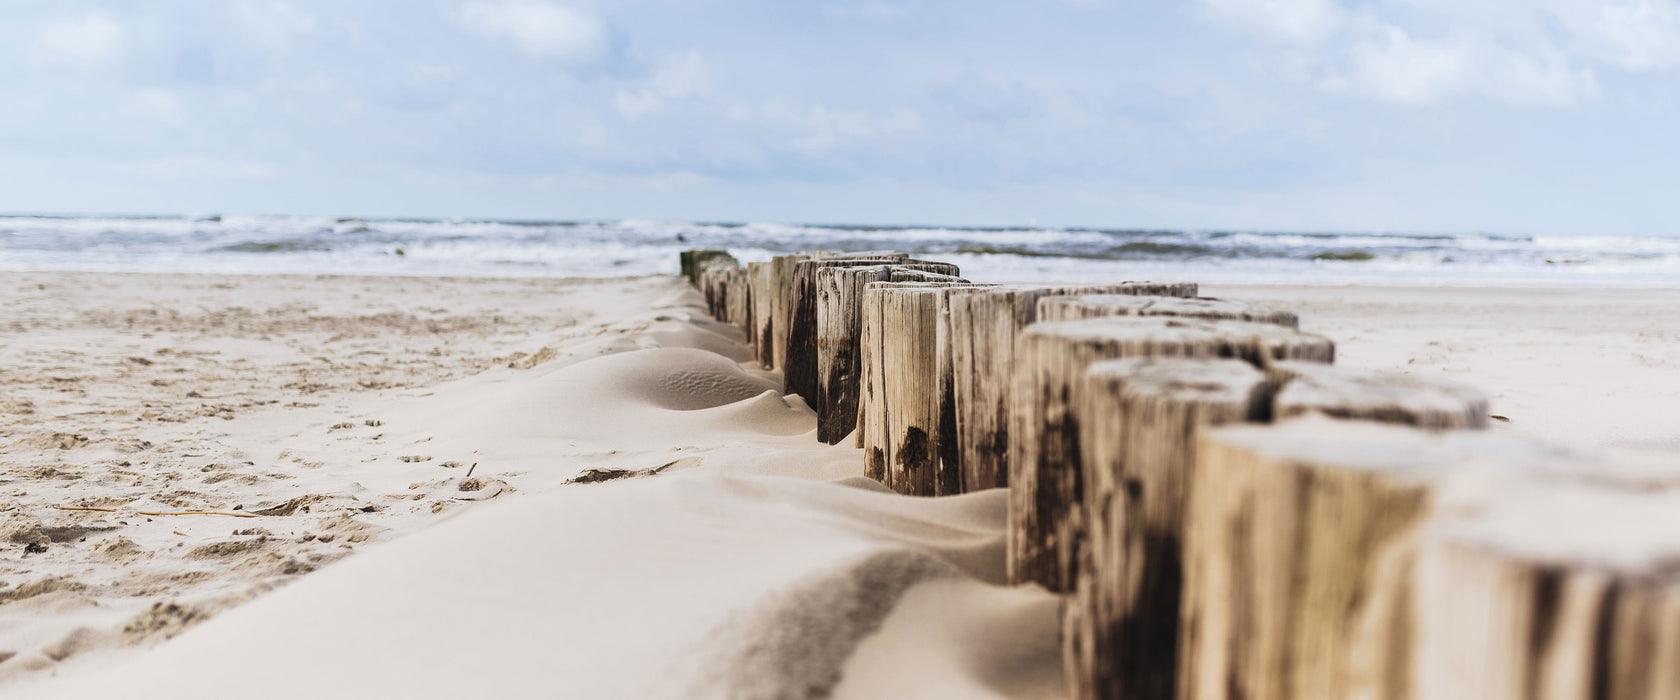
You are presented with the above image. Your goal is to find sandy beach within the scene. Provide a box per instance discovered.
[4,270,1678,698]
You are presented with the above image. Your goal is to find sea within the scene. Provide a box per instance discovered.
[2,213,1677,287]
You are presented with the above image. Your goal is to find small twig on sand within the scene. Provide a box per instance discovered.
[565,460,682,486]
[138,510,259,519]
[54,505,118,512]
[465,462,477,478]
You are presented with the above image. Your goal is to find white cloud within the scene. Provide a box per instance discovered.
[1568,0,1680,69]
[114,156,278,181]
[1322,26,1597,106]
[458,0,603,61]
[1204,0,1612,106]
[1493,49,1599,106]
[236,0,318,52]
[29,11,126,71]
[613,52,710,119]
[1200,0,1344,45]
[1331,26,1473,103]
[613,90,662,119]
[788,105,923,154]
[121,89,186,126]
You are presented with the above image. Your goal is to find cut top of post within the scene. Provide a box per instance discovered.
[1269,361,1490,430]
[1023,316,1336,368]
[1431,475,1680,574]
[1038,294,1300,328]
[1086,356,1273,420]
[1202,414,1580,483]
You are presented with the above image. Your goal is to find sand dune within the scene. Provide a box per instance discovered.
[2,271,1062,698]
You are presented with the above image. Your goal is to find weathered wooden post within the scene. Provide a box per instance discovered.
[767,254,810,370]
[1037,294,1300,328]
[946,282,1199,495]
[1008,316,1334,592]
[725,267,749,328]
[699,263,750,328]
[1067,361,1487,700]
[696,258,740,321]
[1178,417,1539,700]
[1064,357,1271,700]
[858,280,989,495]
[1416,476,1680,700]
[813,263,963,444]
[781,254,913,401]
[747,261,772,363]
[681,249,735,287]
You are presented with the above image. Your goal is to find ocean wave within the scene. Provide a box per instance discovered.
[1,214,1677,286]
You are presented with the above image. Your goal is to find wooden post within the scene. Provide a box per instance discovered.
[697,259,743,323]
[1067,361,1489,700]
[1038,294,1300,328]
[858,281,988,494]
[1416,476,1680,700]
[945,282,1199,496]
[782,255,922,402]
[814,263,964,445]
[747,261,771,364]
[727,267,750,328]
[1270,361,1489,429]
[681,249,735,287]
[1179,415,1524,700]
[1008,316,1334,593]
[766,254,809,370]
[1065,357,1271,700]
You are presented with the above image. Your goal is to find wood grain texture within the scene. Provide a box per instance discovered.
[782,255,910,400]
[1179,417,1523,700]
[1416,475,1680,700]
[766,254,816,370]
[858,281,989,494]
[814,263,963,445]
[1038,294,1299,328]
[747,262,773,366]
[1065,357,1270,700]
[946,282,1200,495]
[1008,316,1334,592]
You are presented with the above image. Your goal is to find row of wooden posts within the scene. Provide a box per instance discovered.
[682,249,1674,700]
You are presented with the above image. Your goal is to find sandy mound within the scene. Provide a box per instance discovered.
[18,473,1060,699]
[2,273,1062,698]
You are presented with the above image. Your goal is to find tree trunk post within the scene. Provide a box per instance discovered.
[858,281,988,494]
[1008,316,1335,592]
[1179,412,1513,700]
[783,257,909,401]
[1416,476,1680,700]
[748,261,773,365]
[946,282,1200,495]
[1064,357,1271,700]
[815,263,962,445]
[682,249,735,287]
[767,254,811,370]
[1067,360,1489,700]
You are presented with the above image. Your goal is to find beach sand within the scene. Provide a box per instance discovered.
[1209,284,1680,458]
[3,271,1676,698]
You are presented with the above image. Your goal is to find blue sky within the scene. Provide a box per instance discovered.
[2,0,1677,235]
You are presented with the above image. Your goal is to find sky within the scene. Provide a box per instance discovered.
[1,0,1677,235]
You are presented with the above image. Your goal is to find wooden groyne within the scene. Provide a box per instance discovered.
[677,249,1673,700]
